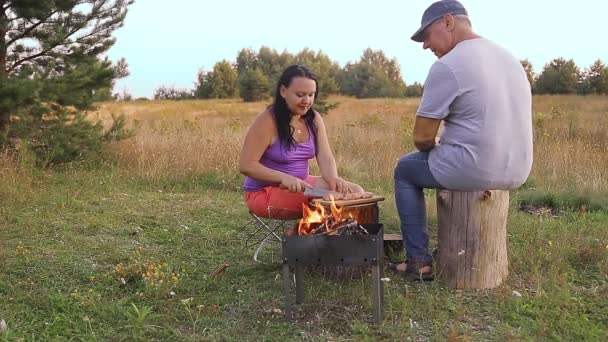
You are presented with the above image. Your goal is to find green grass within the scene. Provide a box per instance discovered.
[1,167,607,340]
[516,189,608,213]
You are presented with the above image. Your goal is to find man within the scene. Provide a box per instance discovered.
[390,0,533,281]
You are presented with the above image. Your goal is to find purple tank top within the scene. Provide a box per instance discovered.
[243,125,316,192]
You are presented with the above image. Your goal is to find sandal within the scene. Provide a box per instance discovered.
[387,259,434,282]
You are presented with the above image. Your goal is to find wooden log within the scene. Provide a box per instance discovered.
[383,233,403,258]
[435,189,510,289]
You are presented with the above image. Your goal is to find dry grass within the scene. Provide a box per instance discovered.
[95,95,608,192]
[0,150,19,185]
[530,95,608,192]
[96,99,265,179]
[0,150,33,202]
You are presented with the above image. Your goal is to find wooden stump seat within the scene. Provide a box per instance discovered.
[435,189,510,289]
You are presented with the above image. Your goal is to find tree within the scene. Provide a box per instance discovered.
[405,82,423,97]
[256,46,284,87]
[194,68,213,98]
[535,58,580,94]
[235,48,258,75]
[239,68,269,102]
[0,0,133,158]
[235,46,293,94]
[580,59,608,95]
[195,60,238,99]
[234,47,340,112]
[293,48,341,113]
[520,59,536,92]
[339,48,406,98]
[227,47,340,112]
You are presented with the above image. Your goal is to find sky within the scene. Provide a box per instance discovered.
[105,0,608,99]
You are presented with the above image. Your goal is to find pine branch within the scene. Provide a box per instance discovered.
[4,0,129,75]
[5,10,59,47]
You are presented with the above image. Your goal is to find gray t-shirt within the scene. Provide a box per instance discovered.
[418,38,533,190]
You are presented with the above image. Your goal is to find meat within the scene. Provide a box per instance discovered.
[323,191,374,201]
[323,193,344,201]
[344,192,374,200]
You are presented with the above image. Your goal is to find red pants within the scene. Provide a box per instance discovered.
[245,176,316,219]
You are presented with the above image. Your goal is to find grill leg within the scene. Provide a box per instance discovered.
[371,263,382,325]
[380,262,385,305]
[283,263,292,319]
[295,266,304,304]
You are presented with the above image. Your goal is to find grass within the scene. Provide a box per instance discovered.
[1,95,607,340]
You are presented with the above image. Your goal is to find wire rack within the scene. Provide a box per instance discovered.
[232,207,301,263]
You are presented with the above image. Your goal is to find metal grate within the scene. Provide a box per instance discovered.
[233,207,301,263]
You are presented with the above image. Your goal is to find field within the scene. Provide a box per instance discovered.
[1,95,607,340]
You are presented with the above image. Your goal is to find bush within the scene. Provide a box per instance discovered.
[153,86,194,100]
[103,113,134,141]
[14,107,104,166]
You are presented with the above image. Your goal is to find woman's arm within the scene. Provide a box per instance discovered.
[313,112,343,191]
[239,111,312,192]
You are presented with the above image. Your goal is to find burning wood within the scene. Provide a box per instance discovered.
[298,197,370,236]
[320,219,369,236]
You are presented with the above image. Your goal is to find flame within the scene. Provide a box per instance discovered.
[298,195,350,235]
[298,201,325,235]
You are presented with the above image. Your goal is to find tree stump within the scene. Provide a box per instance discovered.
[435,189,510,289]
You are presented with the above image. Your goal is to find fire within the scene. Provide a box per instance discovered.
[298,196,353,235]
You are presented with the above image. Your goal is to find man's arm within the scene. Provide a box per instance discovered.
[413,116,442,152]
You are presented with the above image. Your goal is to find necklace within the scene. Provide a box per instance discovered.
[291,125,303,134]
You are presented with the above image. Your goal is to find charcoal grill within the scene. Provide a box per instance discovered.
[281,223,384,324]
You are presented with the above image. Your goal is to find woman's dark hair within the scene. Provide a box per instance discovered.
[271,64,319,150]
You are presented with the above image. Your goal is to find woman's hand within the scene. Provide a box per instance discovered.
[332,177,351,194]
[279,175,313,193]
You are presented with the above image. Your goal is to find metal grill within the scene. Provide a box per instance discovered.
[281,223,385,325]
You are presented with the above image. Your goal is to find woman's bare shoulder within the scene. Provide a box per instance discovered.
[250,108,276,132]
[312,110,325,127]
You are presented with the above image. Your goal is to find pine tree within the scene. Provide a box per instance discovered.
[583,59,608,95]
[0,0,133,158]
[536,58,581,95]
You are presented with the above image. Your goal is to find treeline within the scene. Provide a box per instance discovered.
[151,47,608,104]
[152,47,423,108]
[522,58,608,95]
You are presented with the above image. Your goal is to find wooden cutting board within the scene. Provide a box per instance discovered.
[310,195,385,207]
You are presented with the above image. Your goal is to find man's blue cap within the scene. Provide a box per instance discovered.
[411,0,468,42]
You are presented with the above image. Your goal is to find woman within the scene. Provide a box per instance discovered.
[239,65,363,218]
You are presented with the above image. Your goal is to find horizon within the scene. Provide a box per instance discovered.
[105,0,608,98]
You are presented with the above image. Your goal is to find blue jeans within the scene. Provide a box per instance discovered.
[394,151,442,263]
